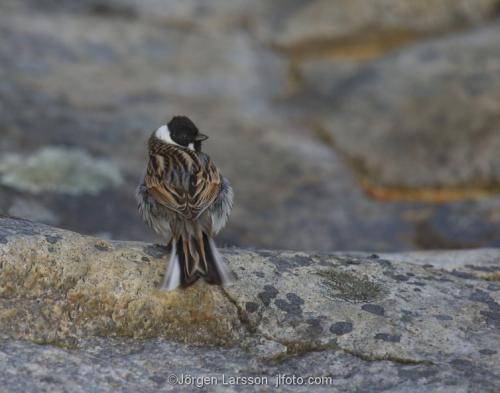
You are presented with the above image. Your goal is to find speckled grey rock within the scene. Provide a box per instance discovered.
[0,218,499,392]
[2,334,498,393]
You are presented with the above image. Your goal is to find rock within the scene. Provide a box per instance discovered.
[0,218,499,392]
[1,335,493,393]
[320,22,500,191]
[380,248,500,282]
[258,0,500,50]
[0,218,244,347]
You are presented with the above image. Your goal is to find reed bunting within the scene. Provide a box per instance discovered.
[136,116,235,291]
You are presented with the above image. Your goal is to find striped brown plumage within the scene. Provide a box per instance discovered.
[146,137,221,223]
[137,130,235,290]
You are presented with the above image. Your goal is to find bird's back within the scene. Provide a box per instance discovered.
[145,137,221,221]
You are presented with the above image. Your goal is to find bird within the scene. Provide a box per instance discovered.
[136,116,235,291]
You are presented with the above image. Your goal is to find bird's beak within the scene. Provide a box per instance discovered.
[195,133,209,141]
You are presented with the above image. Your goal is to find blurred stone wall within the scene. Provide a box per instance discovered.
[1,0,500,251]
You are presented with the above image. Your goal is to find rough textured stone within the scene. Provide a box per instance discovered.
[321,22,500,190]
[0,218,244,347]
[2,335,496,393]
[379,248,500,282]
[258,0,500,49]
[0,218,499,392]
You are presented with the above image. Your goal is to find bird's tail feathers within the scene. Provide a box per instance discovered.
[160,232,235,291]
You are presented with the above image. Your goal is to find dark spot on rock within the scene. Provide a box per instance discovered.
[422,264,434,268]
[45,235,61,244]
[487,283,500,292]
[376,259,393,269]
[469,289,491,303]
[48,246,56,253]
[397,366,438,381]
[256,250,273,257]
[450,358,474,371]
[449,358,496,380]
[465,265,499,273]
[480,311,500,328]
[469,290,500,312]
[274,298,303,316]
[361,304,385,316]
[384,271,409,281]
[95,242,110,252]
[306,318,323,335]
[245,302,259,313]
[314,255,335,266]
[375,333,401,342]
[274,299,289,311]
[294,255,313,266]
[400,309,416,323]
[267,256,291,272]
[253,271,265,278]
[286,293,304,305]
[410,282,426,287]
[343,259,361,265]
[434,314,453,321]
[370,254,379,259]
[450,270,476,279]
[406,273,415,277]
[330,321,353,335]
[267,254,313,272]
[141,257,150,262]
[258,285,279,306]
[39,376,60,384]
[312,251,333,258]
[479,349,497,356]
[150,375,166,385]
[143,244,170,258]
[414,288,422,292]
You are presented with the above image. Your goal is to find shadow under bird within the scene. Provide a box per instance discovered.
[136,116,235,290]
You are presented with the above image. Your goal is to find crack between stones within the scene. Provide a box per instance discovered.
[220,289,434,366]
[220,288,257,336]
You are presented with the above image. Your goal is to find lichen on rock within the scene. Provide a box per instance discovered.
[0,147,123,195]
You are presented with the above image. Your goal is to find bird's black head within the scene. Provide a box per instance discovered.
[168,116,208,151]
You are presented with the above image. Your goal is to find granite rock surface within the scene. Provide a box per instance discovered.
[0,218,499,392]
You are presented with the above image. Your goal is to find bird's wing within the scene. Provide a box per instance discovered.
[144,144,221,220]
[209,175,233,234]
